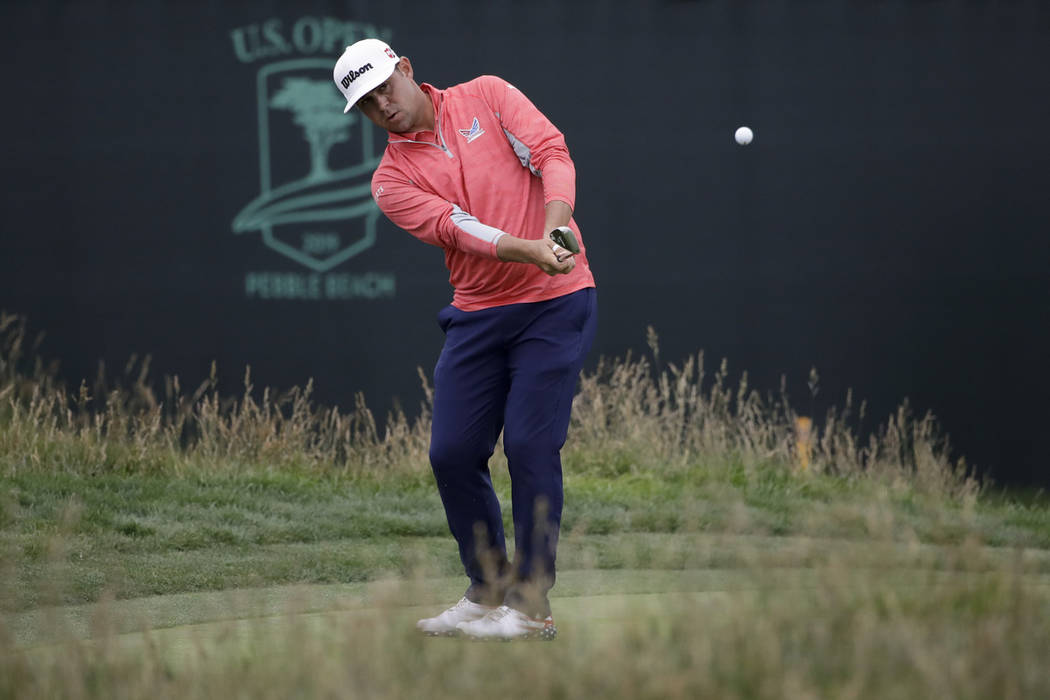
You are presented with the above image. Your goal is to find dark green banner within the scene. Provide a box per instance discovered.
[2,1,1048,484]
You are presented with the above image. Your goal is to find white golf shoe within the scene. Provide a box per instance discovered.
[456,605,557,641]
[416,597,494,636]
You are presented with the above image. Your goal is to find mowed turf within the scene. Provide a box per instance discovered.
[8,568,756,648]
[12,564,1050,649]
[5,467,1050,612]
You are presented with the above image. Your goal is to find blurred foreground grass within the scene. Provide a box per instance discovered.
[5,546,1050,699]
[2,314,1049,698]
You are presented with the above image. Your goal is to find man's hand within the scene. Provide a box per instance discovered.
[497,235,576,276]
[538,237,577,275]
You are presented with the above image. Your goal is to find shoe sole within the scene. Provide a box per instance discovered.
[460,624,557,642]
[421,629,461,637]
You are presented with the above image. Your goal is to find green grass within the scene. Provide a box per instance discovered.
[2,313,1050,698]
[6,562,1050,699]
[2,464,1049,611]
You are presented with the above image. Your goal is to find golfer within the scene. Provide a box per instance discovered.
[333,39,596,640]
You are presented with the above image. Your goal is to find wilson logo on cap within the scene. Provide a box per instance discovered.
[340,62,374,88]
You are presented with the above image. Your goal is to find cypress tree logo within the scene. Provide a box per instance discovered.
[230,17,396,301]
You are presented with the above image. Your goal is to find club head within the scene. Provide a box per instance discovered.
[549,226,580,255]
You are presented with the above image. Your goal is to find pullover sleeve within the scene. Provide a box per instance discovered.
[371,170,506,259]
[477,76,576,211]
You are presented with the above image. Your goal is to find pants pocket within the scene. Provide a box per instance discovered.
[436,305,457,334]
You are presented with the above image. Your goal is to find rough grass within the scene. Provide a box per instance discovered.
[2,313,1049,698]
[4,552,1050,699]
[0,315,978,494]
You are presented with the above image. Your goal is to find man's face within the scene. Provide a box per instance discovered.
[356,58,424,133]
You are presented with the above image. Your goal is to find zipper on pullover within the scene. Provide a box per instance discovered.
[388,104,454,158]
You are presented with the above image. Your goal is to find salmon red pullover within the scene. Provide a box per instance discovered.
[371,76,595,311]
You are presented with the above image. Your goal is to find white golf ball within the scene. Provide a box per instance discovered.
[735,126,753,145]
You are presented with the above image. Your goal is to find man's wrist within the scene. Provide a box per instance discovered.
[496,234,534,264]
[543,200,573,234]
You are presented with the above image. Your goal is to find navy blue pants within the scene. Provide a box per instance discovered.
[429,287,597,617]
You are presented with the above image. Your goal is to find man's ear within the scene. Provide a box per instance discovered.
[398,56,414,81]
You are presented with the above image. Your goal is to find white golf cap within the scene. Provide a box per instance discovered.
[333,39,399,113]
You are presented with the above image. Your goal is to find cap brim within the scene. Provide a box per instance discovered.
[343,63,397,113]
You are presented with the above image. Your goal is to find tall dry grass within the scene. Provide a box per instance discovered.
[569,328,978,499]
[0,313,977,498]
[0,313,430,478]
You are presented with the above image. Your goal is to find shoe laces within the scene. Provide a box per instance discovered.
[489,606,513,621]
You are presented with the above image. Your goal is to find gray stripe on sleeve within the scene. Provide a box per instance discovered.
[449,204,508,246]
[503,128,541,176]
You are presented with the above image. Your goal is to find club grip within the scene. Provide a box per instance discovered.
[549,226,580,254]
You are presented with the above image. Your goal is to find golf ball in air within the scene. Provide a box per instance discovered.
[735,126,753,145]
